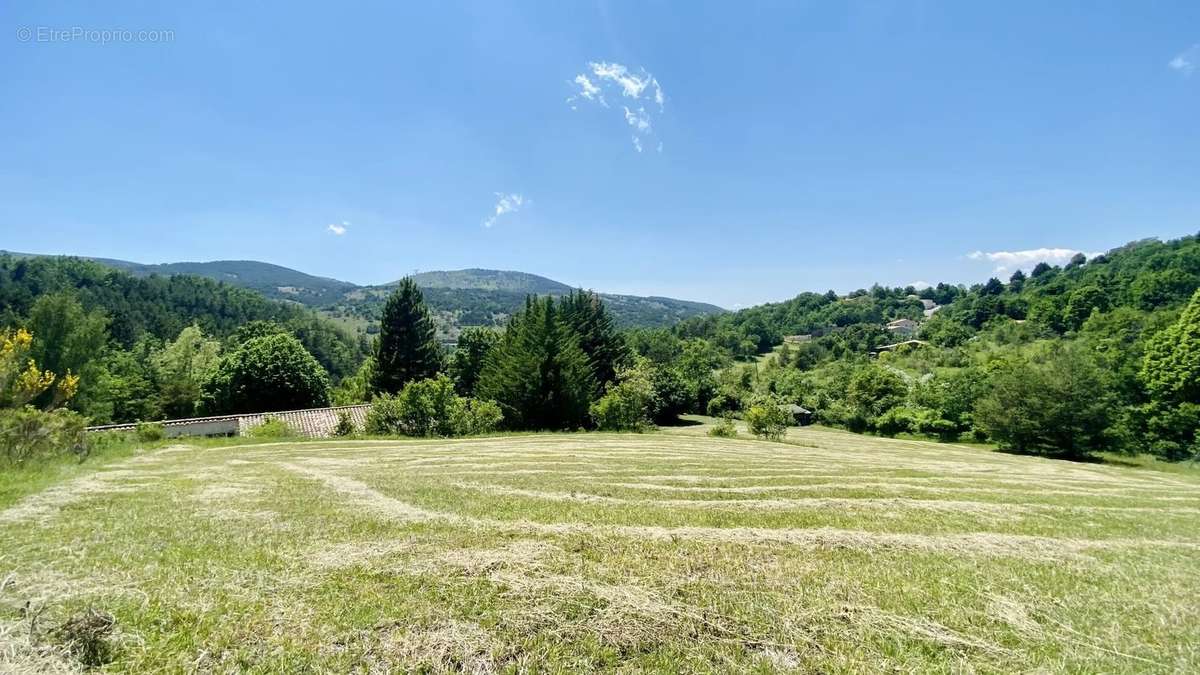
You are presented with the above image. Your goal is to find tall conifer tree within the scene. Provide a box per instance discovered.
[370,278,442,395]
[560,289,629,392]
[476,296,595,430]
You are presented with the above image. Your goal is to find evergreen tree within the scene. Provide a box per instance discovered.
[476,296,596,430]
[370,278,443,395]
[559,289,629,391]
[449,327,500,397]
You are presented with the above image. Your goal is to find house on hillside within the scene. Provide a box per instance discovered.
[872,339,928,356]
[885,318,919,336]
[777,403,813,426]
[783,334,812,344]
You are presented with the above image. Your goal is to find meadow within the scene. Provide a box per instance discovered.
[2,424,1199,672]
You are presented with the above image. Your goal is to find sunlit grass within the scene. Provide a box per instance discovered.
[2,427,1198,672]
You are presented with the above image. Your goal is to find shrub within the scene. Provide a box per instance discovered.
[705,392,740,417]
[0,407,89,465]
[247,417,296,439]
[201,334,331,415]
[919,417,960,441]
[333,411,356,437]
[365,394,405,435]
[365,375,502,437]
[744,397,790,441]
[708,415,738,438]
[974,344,1112,458]
[875,407,915,437]
[135,421,165,442]
[452,398,503,436]
[590,364,655,432]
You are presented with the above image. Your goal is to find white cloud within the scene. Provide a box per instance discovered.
[327,221,348,235]
[966,247,1100,274]
[908,281,931,291]
[571,74,605,107]
[483,193,526,228]
[568,61,665,152]
[1169,44,1198,76]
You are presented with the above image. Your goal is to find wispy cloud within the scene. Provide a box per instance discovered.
[483,193,526,228]
[967,247,1099,274]
[1169,44,1199,76]
[568,61,665,152]
[327,221,348,236]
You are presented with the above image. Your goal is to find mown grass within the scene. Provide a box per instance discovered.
[1,425,1198,672]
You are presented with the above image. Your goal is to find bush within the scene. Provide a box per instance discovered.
[201,334,331,415]
[0,407,89,465]
[744,397,790,441]
[247,417,296,438]
[365,394,405,435]
[333,411,356,437]
[875,408,915,437]
[919,417,960,441]
[708,415,738,438]
[135,421,165,442]
[705,392,740,417]
[590,364,655,432]
[452,398,503,436]
[974,344,1112,457]
[365,375,503,437]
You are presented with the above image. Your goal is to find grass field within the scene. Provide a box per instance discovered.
[2,425,1199,672]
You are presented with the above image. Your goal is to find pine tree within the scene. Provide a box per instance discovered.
[476,296,596,430]
[370,278,443,395]
[559,289,629,392]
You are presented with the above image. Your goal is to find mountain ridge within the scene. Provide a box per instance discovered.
[0,252,725,332]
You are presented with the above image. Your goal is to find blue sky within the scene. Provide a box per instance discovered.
[2,2,1198,308]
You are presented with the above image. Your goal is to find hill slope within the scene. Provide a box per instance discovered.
[4,252,725,332]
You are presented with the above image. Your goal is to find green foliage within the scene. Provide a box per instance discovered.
[476,296,596,430]
[744,397,790,441]
[0,407,89,465]
[365,375,501,437]
[333,411,356,437]
[847,365,909,421]
[705,392,740,417]
[875,407,917,437]
[1138,289,1200,459]
[1062,285,1109,331]
[449,327,500,396]
[708,415,738,438]
[0,255,363,381]
[590,359,656,432]
[371,278,443,396]
[560,289,630,391]
[201,334,331,414]
[974,344,1113,457]
[247,416,296,438]
[452,398,503,437]
[153,325,221,418]
[1141,289,1200,405]
[331,357,375,406]
[135,422,165,442]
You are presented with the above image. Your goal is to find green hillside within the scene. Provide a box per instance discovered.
[4,253,726,332]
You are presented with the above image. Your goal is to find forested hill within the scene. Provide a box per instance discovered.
[627,232,1200,461]
[3,253,726,330]
[408,269,572,294]
[666,233,1200,358]
[0,254,366,384]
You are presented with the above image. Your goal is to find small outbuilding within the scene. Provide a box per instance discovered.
[778,403,814,426]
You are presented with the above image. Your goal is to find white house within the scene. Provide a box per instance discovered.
[885,318,919,336]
